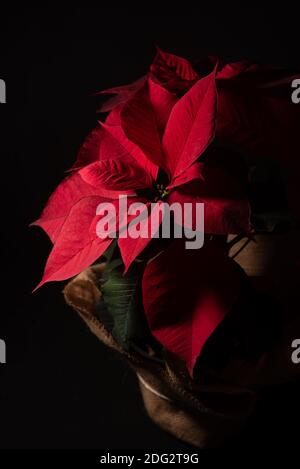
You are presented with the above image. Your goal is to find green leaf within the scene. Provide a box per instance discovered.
[94,297,114,332]
[101,239,118,262]
[101,258,150,350]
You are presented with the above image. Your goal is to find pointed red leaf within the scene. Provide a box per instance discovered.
[77,122,158,190]
[100,123,158,181]
[216,64,300,166]
[71,125,103,170]
[96,76,146,112]
[35,196,113,289]
[167,162,205,190]
[148,77,178,135]
[31,172,129,243]
[70,106,126,171]
[167,161,250,235]
[142,240,242,376]
[216,60,255,79]
[168,188,250,235]
[150,47,198,91]
[79,158,152,191]
[105,105,123,125]
[163,70,217,179]
[120,81,167,174]
[96,76,147,97]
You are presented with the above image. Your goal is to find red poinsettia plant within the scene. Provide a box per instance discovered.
[32,48,299,377]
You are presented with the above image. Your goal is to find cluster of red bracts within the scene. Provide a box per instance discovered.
[32,48,300,376]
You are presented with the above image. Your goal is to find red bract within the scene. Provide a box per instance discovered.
[149,46,199,92]
[79,123,156,190]
[142,239,242,376]
[70,106,123,170]
[33,196,113,290]
[32,170,139,289]
[96,76,146,113]
[31,172,130,243]
[216,63,300,166]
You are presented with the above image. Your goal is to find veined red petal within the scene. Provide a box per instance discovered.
[101,123,158,181]
[150,47,198,91]
[105,105,123,125]
[78,122,155,190]
[34,196,113,290]
[162,69,217,179]
[167,160,250,235]
[168,189,250,235]
[216,63,300,166]
[30,172,130,243]
[216,61,256,79]
[70,106,126,171]
[120,81,166,174]
[79,159,152,191]
[70,125,103,170]
[96,76,146,112]
[142,239,242,376]
[167,162,205,190]
[148,77,178,135]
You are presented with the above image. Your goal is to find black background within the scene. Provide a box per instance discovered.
[0,7,299,450]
